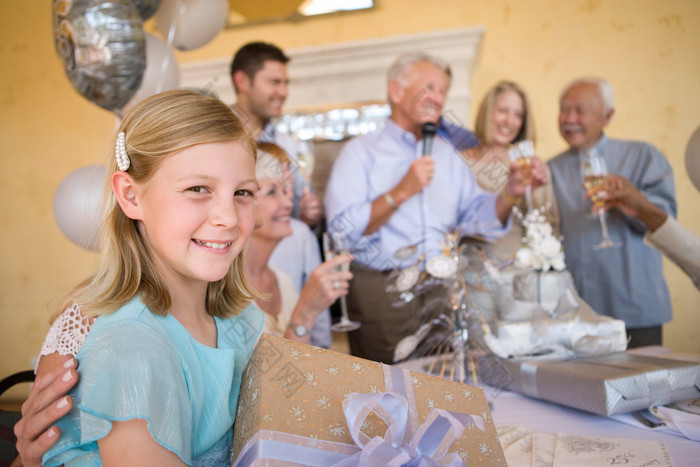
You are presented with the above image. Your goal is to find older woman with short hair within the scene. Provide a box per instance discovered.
[246,143,352,345]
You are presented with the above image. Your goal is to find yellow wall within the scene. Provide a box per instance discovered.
[1,0,698,394]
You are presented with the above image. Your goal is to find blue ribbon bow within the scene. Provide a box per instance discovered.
[332,391,482,467]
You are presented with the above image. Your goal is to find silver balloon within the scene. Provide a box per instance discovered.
[52,0,146,112]
[134,0,161,20]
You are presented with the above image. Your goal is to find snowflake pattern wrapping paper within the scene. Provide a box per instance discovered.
[232,333,507,466]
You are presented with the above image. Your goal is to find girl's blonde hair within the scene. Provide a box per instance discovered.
[474,81,536,146]
[61,90,258,320]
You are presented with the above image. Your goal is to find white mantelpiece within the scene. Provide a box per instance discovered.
[180,26,484,125]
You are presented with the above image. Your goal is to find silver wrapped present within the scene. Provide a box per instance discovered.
[512,270,573,313]
[501,352,700,415]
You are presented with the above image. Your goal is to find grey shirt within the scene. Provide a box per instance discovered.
[549,135,676,328]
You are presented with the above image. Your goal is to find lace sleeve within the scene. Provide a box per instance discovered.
[35,303,93,372]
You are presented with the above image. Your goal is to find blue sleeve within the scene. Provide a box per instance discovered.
[454,155,511,241]
[638,144,676,216]
[438,117,481,150]
[43,321,193,466]
[310,310,331,349]
[301,221,322,286]
[628,143,676,234]
[324,138,374,245]
[298,225,331,348]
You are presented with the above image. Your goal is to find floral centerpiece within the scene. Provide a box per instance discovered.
[514,207,565,272]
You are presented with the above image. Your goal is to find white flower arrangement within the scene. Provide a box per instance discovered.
[514,207,566,272]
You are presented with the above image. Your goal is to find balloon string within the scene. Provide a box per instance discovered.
[158,0,185,93]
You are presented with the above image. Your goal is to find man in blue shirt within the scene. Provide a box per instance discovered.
[324,52,543,363]
[548,77,676,348]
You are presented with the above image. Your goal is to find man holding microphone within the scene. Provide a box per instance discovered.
[324,52,545,363]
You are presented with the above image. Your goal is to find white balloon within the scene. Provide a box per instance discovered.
[685,124,700,193]
[53,165,107,251]
[119,33,180,116]
[155,0,229,51]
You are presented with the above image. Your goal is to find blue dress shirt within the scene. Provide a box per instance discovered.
[324,118,508,271]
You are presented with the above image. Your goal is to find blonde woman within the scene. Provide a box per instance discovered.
[462,81,558,258]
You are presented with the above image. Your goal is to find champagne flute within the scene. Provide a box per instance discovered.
[582,149,620,249]
[507,140,535,211]
[322,232,361,332]
[297,140,315,189]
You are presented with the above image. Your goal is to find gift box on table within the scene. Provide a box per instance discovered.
[232,333,506,466]
[500,352,700,416]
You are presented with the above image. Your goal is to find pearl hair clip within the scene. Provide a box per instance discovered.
[115,132,130,171]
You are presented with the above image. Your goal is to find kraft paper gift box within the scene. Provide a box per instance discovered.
[500,352,700,416]
[231,333,506,466]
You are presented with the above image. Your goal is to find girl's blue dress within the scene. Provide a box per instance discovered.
[43,296,264,466]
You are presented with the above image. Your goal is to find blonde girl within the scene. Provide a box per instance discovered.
[43,90,264,466]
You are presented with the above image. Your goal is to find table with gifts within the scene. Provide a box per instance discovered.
[488,381,698,467]
[399,347,700,467]
[230,333,699,467]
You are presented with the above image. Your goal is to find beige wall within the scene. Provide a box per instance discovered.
[1,0,698,394]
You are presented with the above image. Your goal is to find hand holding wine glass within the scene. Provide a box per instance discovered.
[322,232,361,332]
[582,149,621,249]
[507,140,536,211]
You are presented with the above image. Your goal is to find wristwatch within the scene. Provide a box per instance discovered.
[288,322,310,338]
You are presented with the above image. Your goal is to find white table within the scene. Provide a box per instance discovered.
[399,351,700,466]
[484,385,699,466]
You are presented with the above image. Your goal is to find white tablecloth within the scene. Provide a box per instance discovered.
[399,349,700,466]
[484,385,699,466]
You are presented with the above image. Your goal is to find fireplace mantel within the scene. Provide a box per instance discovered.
[180,27,484,125]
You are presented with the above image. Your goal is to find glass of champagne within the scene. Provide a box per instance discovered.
[582,149,620,249]
[507,140,535,211]
[322,232,361,332]
[297,140,315,189]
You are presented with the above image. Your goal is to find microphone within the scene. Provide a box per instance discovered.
[421,122,438,156]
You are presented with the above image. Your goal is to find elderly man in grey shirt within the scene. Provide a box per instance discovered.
[548,77,676,348]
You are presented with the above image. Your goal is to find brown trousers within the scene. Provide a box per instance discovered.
[626,326,662,348]
[346,262,445,364]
